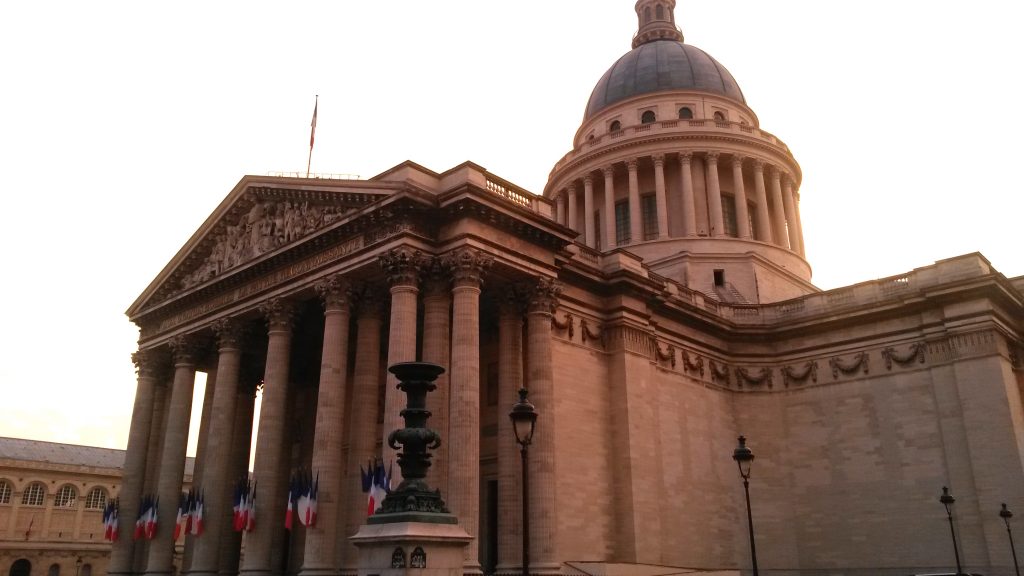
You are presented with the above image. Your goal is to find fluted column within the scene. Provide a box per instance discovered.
[526,279,561,573]
[422,262,452,497]
[781,175,801,253]
[583,175,596,248]
[137,375,170,573]
[603,167,617,249]
[793,188,806,257]
[627,160,641,243]
[496,288,524,572]
[379,247,425,487]
[555,194,565,226]
[218,377,257,576]
[566,183,578,235]
[299,275,353,576]
[109,350,166,576]
[653,154,669,239]
[731,156,751,239]
[769,166,790,249]
[145,335,201,576]
[752,160,772,242]
[444,247,492,572]
[705,152,725,237]
[679,152,697,237]
[342,289,383,570]
[188,320,245,576]
[240,298,296,576]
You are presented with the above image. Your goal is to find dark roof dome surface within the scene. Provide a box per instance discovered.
[585,40,746,119]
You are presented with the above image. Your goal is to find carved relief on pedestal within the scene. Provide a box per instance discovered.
[179,200,354,291]
[379,247,429,288]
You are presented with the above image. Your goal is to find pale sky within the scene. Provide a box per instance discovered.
[0,1,1020,455]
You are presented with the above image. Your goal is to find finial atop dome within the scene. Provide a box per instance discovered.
[633,0,684,48]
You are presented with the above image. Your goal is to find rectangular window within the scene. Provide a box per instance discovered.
[722,194,738,238]
[615,201,631,245]
[641,194,658,240]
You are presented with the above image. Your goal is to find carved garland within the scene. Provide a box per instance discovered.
[581,318,604,348]
[881,342,926,370]
[655,342,676,368]
[710,360,730,386]
[682,350,705,377]
[829,352,869,378]
[736,367,773,388]
[552,311,574,339]
[782,361,818,387]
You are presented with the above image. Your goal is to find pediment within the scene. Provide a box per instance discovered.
[127,175,399,318]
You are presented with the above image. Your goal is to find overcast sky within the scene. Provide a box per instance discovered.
[0,1,1020,454]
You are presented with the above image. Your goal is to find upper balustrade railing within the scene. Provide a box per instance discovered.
[551,119,792,175]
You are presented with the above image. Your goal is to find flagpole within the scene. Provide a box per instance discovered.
[306,95,318,178]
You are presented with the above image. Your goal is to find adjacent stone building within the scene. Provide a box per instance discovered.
[116,2,1024,576]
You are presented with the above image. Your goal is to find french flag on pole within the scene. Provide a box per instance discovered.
[144,497,159,540]
[285,473,297,531]
[134,495,151,541]
[102,499,119,542]
[190,490,204,537]
[296,470,318,528]
[361,460,391,516]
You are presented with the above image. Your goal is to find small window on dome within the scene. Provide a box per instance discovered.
[587,134,595,141]
[641,111,656,124]
[656,4,665,20]
[714,111,726,121]
[609,120,622,132]
[678,107,693,120]
[644,6,651,23]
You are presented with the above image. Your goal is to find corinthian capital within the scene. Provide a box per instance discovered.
[260,297,296,332]
[212,317,246,350]
[422,257,451,297]
[132,349,168,379]
[169,334,203,366]
[705,151,720,163]
[442,247,493,288]
[379,247,427,288]
[315,273,352,311]
[527,277,562,315]
[731,155,746,168]
[678,151,693,165]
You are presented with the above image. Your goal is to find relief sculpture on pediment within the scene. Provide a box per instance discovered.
[180,200,352,291]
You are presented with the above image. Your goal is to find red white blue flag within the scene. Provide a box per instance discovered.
[102,499,119,542]
[361,460,391,516]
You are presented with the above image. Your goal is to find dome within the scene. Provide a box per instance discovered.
[585,40,746,119]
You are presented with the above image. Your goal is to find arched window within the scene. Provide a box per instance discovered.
[0,480,11,504]
[609,120,622,132]
[22,483,44,506]
[641,110,656,124]
[678,107,693,119]
[656,4,665,19]
[714,111,726,121]
[54,485,77,508]
[10,559,31,576]
[47,565,59,576]
[85,487,106,510]
[643,6,651,23]
[80,566,91,576]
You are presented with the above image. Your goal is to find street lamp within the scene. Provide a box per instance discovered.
[939,486,963,576]
[1001,503,1020,576]
[509,388,537,576]
[732,436,759,576]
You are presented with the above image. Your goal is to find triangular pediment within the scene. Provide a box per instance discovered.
[127,175,401,318]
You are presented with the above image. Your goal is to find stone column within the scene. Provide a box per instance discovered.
[145,335,201,576]
[138,376,170,573]
[679,152,697,237]
[705,152,725,237]
[496,288,524,572]
[379,248,425,487]
[793,188,806,257]
[218,377,257,576]
[240,298,296,576]
[566,183,578,235]
[109,349,166,576]
[627,160,642,243]
[188,320,245,576]
[422,262,452,497]
[602,166,617,249]
[444,247,492,572]
[781,175,801,253]
[653,154,669,239]
[731,156,751,239]
[583,175,596,248]
[554,194,565,226]
[752,160,772,243]
[526,279,561,573]
[300,275,353,576]
[342,288,384,570]
[769,166,791,249]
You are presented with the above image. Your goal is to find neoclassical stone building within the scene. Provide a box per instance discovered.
[118,2,1024,576]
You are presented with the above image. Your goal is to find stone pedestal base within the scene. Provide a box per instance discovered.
[350,521,471,576]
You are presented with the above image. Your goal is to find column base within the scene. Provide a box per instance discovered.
[297,567,339,576]
[350,521,471,576]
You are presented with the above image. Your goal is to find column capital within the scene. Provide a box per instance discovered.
[315,273,352,311]
[442,247,493,288]
[583,173,594,186]
[653,153,665,167]
[379,247,428,288]
[602,165,615,178]
[132,349,168,379]
[169,334,203,367]
[566,182,577,193]
[212,317,247,351]
[782,173,796,188]
[260,297,296,332]
[678,151,693,164]
[705,151,720,163]
[421,257,451,297]
[769,165,782,180]
[527,277,562,315]
[731,155,746,168]
[499,284,529,317]
[752,158,766,172]
[626,159,639,171]
[354,283,386,318]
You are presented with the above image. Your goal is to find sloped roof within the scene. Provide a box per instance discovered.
[0,436,195,475]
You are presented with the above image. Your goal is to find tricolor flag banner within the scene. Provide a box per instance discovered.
[135,495,152,541]
[246,480,256,532]
[361,459,391,516]
[232,479,245,532]
[174,492,187,540]
[295,469,317,528]
[190,490,204,537]
[102,499,119,542]
[304,472,318,528]
[145,497,159,540]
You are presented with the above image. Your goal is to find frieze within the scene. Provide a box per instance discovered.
[829,352,870,378]
[580,318,604,348]
[881,342,926,370]
[655,342,676,368]
[782,361,818,387]
[927,330,999,364]
[682,350,705,377]
[736,366,773,388]
[552,311,574,339]
[710,360,730,386]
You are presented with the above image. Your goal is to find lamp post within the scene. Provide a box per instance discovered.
[509,388,537,576]
[732,435,759,576]
[939,486,963,576]
[1001,503,1021,576]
